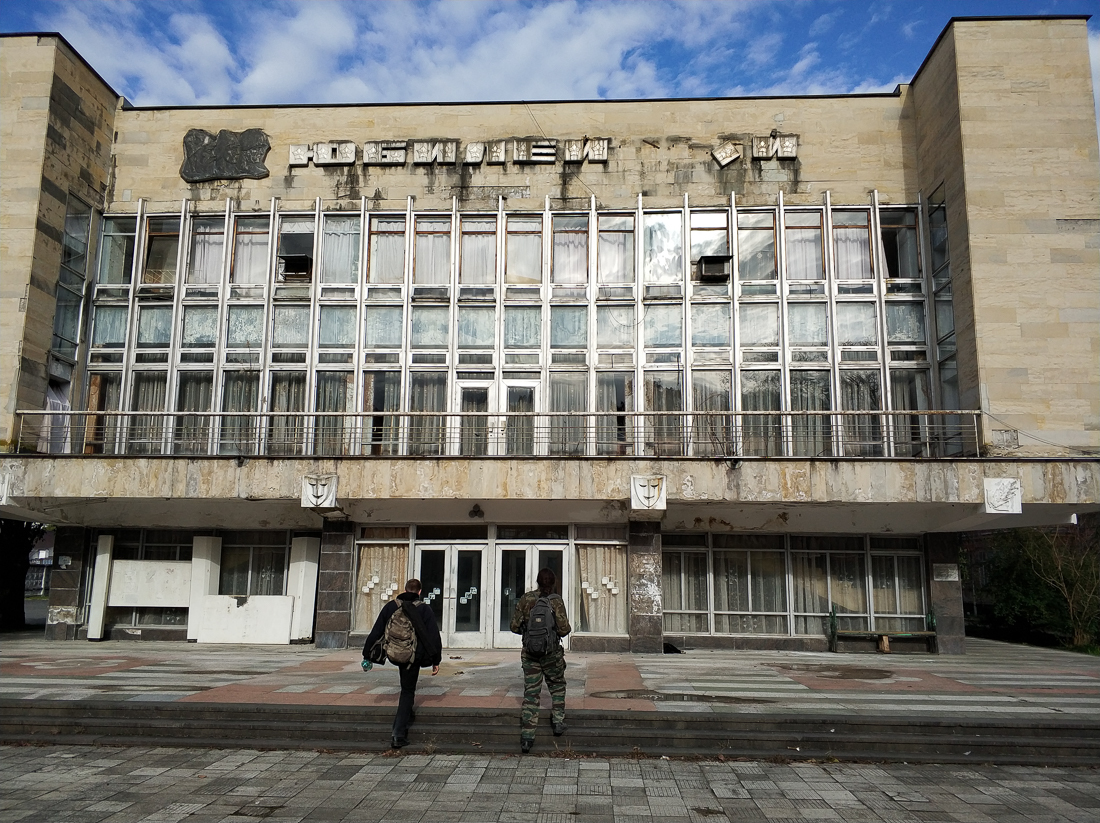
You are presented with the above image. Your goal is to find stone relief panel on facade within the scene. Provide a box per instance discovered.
[180,128,271,183]
[289,141,357,167]
[563,138,609,163]
[363,141,408,165]
[412,141,458,165]
[302,473,339,509]
[751,132,798,159]
[712,140,743,167]
[630,475,667,515]
[983,477,1022,514]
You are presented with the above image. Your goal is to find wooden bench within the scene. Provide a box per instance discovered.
[828,607,938,653]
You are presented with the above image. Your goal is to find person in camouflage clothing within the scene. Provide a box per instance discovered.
[510,567,571,753]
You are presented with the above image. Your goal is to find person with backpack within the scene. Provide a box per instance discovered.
[361,578,442,750]
[510,567,571,753]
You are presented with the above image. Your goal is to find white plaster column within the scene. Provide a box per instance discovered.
[288,536,321,642]
[86,534,113,640]
[188,536,221,641]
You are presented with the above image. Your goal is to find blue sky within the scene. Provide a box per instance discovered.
[1,0,1097,110]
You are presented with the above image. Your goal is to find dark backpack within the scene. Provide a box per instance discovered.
[384,601,419,666]
[522,595,560,657]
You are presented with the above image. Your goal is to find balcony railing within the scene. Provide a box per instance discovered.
[13,409,980,459]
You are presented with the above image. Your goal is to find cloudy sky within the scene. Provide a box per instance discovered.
[1,0,1097,113]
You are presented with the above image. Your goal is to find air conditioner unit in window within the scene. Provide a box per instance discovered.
[697,255,731,281]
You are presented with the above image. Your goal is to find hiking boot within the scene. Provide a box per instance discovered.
[391,737,408,750]
[520,737,534,754]
[552,721,567,736]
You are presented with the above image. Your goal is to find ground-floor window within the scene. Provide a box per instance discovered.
[105,606,188,627]
[218,530,290,596]
[574,527,628,635]
[662,533,925,636]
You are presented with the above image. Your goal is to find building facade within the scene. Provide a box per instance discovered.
[2,17,1098,654]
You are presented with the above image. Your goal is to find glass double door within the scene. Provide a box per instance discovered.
[415,542,565,648]
[456,380,541,456]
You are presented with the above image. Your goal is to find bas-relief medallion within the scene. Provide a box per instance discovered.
[302,473,339,509]
[630,475,667,519]
[180,128,271,183]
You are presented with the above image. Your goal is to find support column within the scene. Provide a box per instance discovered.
[86,534,113,640]
[44,527,87,641]
[628,520,663,653]
[314,520,354,649]
[926,532,966,654]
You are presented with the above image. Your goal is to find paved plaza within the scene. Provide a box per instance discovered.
[1,743,1099,823]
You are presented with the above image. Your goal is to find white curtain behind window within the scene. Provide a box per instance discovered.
[220,373,259,454]
[834,227,872,279]
[549,372,587,455]
[354,543,409,632]
[414,220,451,284]
[268,372,307,455]
[644,372,683,456]
[790,371,831,457]
[129,372,167,454]
[596,372,633,456]
[369,218,405,283]
[460,219,496,284]
[175,372,212,455]
[187,218,224,284]
[740,370,781,456]
[409,372,446,455]
[785,226,823,280]
[552,217,588,283]
[321,215,360,283]
[315,372,351,455]
[232,219,269,284]
[574,544,628,634]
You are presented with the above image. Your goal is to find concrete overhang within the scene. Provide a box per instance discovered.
[2,456,1097,534]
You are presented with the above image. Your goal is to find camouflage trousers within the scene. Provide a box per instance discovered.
[520,649,566,739]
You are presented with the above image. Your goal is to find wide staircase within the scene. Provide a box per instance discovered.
[3,700,1098,765]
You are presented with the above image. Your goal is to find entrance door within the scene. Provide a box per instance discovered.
[492,545,565,648]
[416,544,488,647]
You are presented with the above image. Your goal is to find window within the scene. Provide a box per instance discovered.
[268,372,307,455]
[840,370,882,456]
[321,215,360,284]
[550,306,587,348]
[175,372,213,454]
[784,211,823,283]
[458,307,495,349]
[504,306,541,349]
[414,216,451,284]
[552,215,588,283]
[187,217,225,284]
[181,306,217,349]
[643,213,682,284]
[644,372,683,456]
[833,211,872,280]
[663,548,709,632]
[98,217,137,284]
[597,214,634,284]
[870,538,926,631]
[368,216,406,284]
[364,306,403,349]
[410,306,449,349]
[506,215,542,284]
[790,371,831,457]
[596,372,633,456]
[52,197,92,359]
[143,217,180,284]
[885,303,925,344]
[318,306,356,348]
[712,534,788,634]
[363,371,401,455]
[220,372,259,454]
[409,372,446,455]
[277,217,315,281]
[226,306,264,349]
[737,212,777,281]
[574,540,628,634]
[690,211,729,287]
[788,303,828,348]
[836,303,877,347]
[880,209,920,288]
[596,305,634,349]
[643,304,682,348]
[549,372,587,455]
[692,371,732,456]
[219,531,289,596]
[790,536,867,634]
[691,303,730,348]
[272,306,310,348]
[128,372,167,454]
[231,217,270,283]
[136,306,173,348]
[315,371,352,455]
[738,304,779,349]
[740,370,781,456]
[460,216,496,284]
[91,306,128,348]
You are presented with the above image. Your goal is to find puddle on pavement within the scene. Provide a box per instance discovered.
[770,663,893,680]
[590,689,771,704]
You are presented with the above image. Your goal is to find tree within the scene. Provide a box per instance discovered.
[0,518,46,631]
[1018,513,1099,648]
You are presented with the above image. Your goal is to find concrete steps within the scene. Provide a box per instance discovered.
[2,700,1098,765]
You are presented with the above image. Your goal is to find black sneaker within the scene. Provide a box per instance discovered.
[521,738,534,754]
[391,737,408,750]
[552,721,567,736]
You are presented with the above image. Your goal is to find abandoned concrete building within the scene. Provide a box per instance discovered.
[2,16,1097,655]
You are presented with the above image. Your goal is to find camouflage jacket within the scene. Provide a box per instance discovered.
[510,590,572,637]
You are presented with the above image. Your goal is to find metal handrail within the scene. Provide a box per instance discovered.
[13,409,981,459]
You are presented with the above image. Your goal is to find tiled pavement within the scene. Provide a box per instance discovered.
[1,743,1098,823]
[2,634,1098,720]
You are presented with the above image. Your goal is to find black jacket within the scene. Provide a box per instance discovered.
[363,592,443,668]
